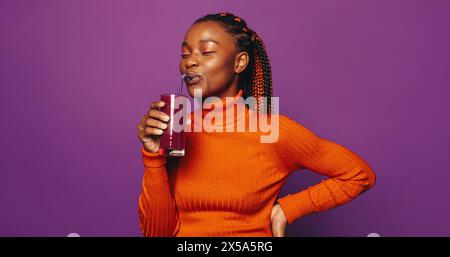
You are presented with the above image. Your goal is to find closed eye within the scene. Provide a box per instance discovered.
[181,51,216,58]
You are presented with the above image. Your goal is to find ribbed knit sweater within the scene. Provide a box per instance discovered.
[138,89,376,237]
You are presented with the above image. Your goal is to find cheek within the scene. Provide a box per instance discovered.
[204,56,235,89]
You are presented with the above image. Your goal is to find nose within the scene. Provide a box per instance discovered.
[185,54,199,68]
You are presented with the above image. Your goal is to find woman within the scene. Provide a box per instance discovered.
[137,12,376,237]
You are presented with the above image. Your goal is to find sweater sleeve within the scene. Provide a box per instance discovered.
[274,115,376,225]
[138,146,180,237]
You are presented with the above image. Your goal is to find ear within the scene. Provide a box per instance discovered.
[234,51,249,74]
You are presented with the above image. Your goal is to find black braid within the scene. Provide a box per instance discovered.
[193,12,273,114]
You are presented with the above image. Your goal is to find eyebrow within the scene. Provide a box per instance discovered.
[182,39,220,47]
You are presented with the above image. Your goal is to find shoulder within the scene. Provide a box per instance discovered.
[251,111,316,144]
[251,111,295,124]
[268,113,320,143]
[265,113,323,171]
[263,112,310,131]
[249,111,309,131]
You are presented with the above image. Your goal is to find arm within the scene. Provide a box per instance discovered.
[275,116,376,225]
[138,147,180,236]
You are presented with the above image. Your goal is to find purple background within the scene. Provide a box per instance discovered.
[1,0,449,237]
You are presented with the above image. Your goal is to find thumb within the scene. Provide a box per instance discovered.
[271,221,285,237]
[279,224,286,237]
[271,226,279,237]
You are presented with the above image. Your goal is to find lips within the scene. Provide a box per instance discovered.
[184,72,202,85]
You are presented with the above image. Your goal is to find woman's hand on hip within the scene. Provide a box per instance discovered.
[271,203,288,237]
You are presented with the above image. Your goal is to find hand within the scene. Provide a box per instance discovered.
[137,100,171,153]
[270,203,288,237]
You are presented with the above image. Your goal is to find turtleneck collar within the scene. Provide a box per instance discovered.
[189,88,250,131]
[201,88,244,114]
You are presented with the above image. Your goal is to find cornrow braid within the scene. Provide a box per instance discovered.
[194,12,273,114]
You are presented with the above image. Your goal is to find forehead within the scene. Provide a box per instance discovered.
[183,21,236,48]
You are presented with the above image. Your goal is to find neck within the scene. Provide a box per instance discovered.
[215,86,240,102]
[205,76,241,102]
[188,87,247,130]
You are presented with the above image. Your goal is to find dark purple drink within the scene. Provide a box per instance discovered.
[158,93,187,156]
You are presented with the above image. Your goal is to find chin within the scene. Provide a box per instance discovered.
[187,84,205,97]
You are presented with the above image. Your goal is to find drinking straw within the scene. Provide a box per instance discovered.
[180,74,186,94]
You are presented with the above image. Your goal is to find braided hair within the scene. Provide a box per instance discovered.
[194,12,273,114]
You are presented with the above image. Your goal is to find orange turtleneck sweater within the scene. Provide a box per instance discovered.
[138,89,376,237]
